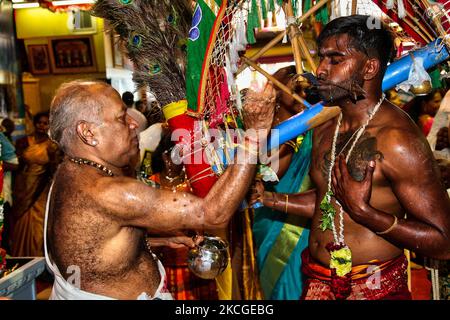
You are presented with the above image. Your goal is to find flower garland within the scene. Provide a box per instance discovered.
[319,94,385,299]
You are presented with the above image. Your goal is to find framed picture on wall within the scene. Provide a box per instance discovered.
[27,44,51,75]
[110,30,124,68]
[48,36,97,74]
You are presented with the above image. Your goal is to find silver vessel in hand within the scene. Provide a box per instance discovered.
[187,236,229,279]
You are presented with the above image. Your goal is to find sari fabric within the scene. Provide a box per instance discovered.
[11,136,57,257]
[253,130,313,300]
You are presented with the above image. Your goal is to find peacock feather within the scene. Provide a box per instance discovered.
[91,0,193,107]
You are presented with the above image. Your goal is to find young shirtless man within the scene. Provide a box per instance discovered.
[251,15,450,300]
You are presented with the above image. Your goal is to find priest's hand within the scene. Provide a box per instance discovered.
[242,82,276,131]
[146,235,203,249]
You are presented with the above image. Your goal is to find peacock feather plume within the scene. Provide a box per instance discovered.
[91,0,192,107]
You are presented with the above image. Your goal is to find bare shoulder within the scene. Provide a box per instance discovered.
[92,175,156,208]
[93,174,140,193]
[53,163,147,214]
[374,102,437,177]
[377,101,417,129]
[376,102,429,148]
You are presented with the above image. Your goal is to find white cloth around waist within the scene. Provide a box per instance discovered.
[48,257,173,300]
[44,182,173,300]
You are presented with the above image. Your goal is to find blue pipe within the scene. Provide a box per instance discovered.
[266,102,325,150]
[382,39,449,91]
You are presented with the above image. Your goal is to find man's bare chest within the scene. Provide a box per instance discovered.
[312,129,385,186]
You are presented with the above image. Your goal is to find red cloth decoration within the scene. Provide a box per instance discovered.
[372,0,430,45]
[301,248,412,300]
[166,113,218,198]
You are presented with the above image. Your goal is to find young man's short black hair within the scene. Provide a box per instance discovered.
[317,15,395,77]
[121,91,134,107]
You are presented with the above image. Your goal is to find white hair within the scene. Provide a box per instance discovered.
[49,80,109,153]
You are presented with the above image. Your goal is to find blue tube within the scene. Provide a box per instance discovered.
[382,39,449,91]
[267,102,324,150]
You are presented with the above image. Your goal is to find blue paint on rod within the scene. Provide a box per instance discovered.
[267,102,324,150]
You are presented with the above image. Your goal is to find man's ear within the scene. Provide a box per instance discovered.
[76,121,98,147]
[363,58,381,81]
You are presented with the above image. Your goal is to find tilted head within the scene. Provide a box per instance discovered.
[316,15,394,103]
[50,80,139,169]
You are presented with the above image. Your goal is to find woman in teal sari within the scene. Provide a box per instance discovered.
[252,66,314,299]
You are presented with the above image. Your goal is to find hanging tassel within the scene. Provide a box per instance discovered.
[229,39,240,73]
[297,0,303,18]
[246,23,256,44]
[329,0,339,19]
[268,0,276,11]
[236,9,248,51]
[254,0,262,28]
[386,0,394,10]
[339,0,347,17]
[261,0,268,20]
[260,0,269,27]
[225,53,235,88]
[397,0,406,19]
[268,0,277,27]
[304,0,312,12]
[247,0,259,44]
[316,3,329,24]
[292,0,298,16]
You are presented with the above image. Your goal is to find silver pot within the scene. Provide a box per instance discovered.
[187,236,229,279]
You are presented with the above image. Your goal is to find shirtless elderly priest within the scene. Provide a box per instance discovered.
[44,80,276,300]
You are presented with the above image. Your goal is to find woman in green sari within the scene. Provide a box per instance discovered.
[252,66,315,299]
[11,112,60,257]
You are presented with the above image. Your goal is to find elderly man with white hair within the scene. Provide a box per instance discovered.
[45,79,276,300]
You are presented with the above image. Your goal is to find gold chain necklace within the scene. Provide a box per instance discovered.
[69,157,114,177]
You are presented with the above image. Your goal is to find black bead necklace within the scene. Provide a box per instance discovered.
[69,157,114,177]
